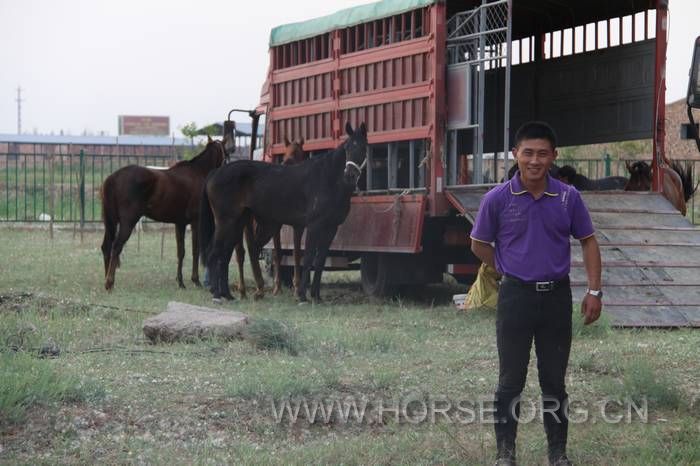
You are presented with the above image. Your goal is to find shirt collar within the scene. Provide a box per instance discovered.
[509,170,560,197]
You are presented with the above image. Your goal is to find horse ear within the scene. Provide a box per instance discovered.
[207,134,213,143]
[625,160,633,173]
[345,121,354,136]
[298,137,305,146]
[359,122,367,137]
[284,136,291,147]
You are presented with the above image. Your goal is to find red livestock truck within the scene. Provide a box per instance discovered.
[243,0,700,327]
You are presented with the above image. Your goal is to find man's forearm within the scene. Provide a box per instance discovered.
[470,239,496,269]
[580,235,602,289]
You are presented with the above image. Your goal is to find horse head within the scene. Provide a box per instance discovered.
[283,136,305,165]
[343,122,368,182]
[201,136,228,169]
[624,160,652,191]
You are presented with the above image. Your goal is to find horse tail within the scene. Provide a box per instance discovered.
[100,174,120,268]
[670,160,697,202]
[198,177,215,266]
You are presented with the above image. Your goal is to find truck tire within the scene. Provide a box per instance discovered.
[361,253,397,297]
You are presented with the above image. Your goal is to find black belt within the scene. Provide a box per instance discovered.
[501,275,570,292]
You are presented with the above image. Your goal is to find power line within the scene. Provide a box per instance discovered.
[16,86,24,134]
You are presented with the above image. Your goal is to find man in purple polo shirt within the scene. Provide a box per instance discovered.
[470,121,602,466]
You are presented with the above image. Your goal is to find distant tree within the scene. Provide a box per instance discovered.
[180,122,198,146]
[197,123,222,138]
[179,122,205,160]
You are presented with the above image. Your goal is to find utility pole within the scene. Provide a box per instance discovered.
[16,86,24,134]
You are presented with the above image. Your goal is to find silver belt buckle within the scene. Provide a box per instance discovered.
[536,281,553,292]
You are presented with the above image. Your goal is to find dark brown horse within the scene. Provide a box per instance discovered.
[625,160,696,215]
[556,165,628,190]
[101,136,229,291]
[233,137,306,299]
[200,122,368,303]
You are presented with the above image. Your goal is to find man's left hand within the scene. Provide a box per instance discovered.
[581,294,602,325]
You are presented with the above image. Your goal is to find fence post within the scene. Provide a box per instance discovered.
[49,154,55,240]
[603,152,612,177]
[79,149,86,242]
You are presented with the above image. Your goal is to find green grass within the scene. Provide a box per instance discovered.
[0,352,104,426]
[605,358,684,410]
[0,228,699,465]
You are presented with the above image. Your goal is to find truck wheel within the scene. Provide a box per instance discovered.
[361,253,397,297]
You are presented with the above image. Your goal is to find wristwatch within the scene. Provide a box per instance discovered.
[586,289,603,298]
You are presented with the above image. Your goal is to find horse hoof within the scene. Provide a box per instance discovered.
[177,282,186,289]
[192,279,202,288]
[253,292,265,301]
[212,297,223,304]
[297,301,309,306]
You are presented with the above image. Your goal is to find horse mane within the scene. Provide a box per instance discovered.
[669,160,697,202]
[171,140,222,170]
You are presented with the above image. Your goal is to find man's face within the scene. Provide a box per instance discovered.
[513,138,557,185]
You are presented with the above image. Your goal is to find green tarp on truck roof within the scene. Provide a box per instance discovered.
[269,0,436,47]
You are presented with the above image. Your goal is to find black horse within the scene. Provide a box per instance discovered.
[200,122,368,303]
[556,165,627,190]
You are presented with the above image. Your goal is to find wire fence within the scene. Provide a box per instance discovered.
[1,152,699,224]
[0,151,173,224]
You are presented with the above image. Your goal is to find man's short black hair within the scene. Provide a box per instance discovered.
[514,121,557,149]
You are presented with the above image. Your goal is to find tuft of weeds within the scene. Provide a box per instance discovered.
[604,358,683,410]
[0,351,104,427]
[245,318,300,355]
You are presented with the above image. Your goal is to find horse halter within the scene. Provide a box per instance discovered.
[344,142,369,175]
[345,159,366,175]
[216,140,231,165]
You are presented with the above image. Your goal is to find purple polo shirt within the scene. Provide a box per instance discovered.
[470,172,595,282]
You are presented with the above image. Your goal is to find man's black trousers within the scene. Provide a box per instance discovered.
[494,276,573,460]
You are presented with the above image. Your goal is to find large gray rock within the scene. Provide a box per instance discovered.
[143,302,249,343]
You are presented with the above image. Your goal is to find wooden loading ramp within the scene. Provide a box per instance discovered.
[446,186,700,328]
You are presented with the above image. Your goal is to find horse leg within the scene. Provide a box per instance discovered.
[248,220,277,300]
[101,220,116,278]
[297,226,320,303]
[105,216,139,291]
[219,239,237,301]
[272,231,282,295]
[310,225,338,303]
[175,224,186,289]
[235,239,247,299]
[292,227,304,297]
[190,221,201,287]
[207,219,237,301]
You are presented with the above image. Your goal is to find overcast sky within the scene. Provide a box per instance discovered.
[0,0,697,136]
